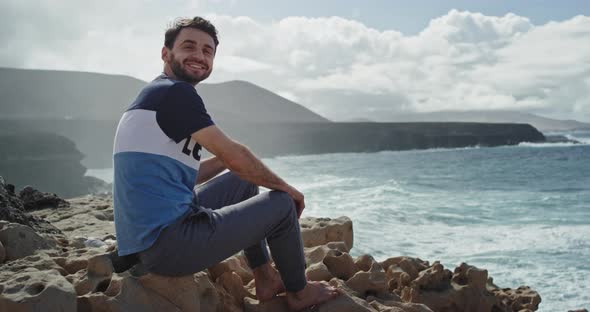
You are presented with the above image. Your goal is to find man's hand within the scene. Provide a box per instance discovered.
[192,125,302,216]
[285,185,305,218]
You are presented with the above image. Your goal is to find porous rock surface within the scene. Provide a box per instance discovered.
[0,185,543,312]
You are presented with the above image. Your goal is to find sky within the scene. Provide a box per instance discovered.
[1,0,589,122]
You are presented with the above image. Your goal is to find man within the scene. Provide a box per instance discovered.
[112,16,339,310]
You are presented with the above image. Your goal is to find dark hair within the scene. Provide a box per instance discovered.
[164,17,219,49]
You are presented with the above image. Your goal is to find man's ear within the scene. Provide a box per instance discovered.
[161,46,169,62]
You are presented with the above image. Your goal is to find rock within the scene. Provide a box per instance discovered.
[357,256,386,275]
[452,262,487,290]
[0,253,77,312]
[0,240,5,264]
[488,281,542,312]
[304,242,350,281]
[305,242,350,265]
[244,296,289,312]
[369,299,434,312]
[356,254,381,272]
[29,195,114,239]
[78,276,182,312]
[306,262,334,282]
[346,270,389,298]
[194,271,224,311]
[412,262,452,291]
[79,271,225,312]
[0,222,55,261]
[138,273,202,311]
[209,254,254,285]
[18,186,69,211]
[0,189,545,312]
[320,278,379,312]
[300,216,354,250]
[324,251,357,280]
[217,271,254,307]
[381,257,429,281]
[386,265,412,293]
[215,282,245,312]
[394,261,543,312]
[71,254,114,296]
[0,177,62,234]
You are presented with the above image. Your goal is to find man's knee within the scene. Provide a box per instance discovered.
[268,191,296,217]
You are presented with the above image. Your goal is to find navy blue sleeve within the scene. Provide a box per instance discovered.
[156,82,214,143]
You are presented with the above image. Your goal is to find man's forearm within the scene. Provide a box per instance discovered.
[222,144,290,192]
[196,156,226,184]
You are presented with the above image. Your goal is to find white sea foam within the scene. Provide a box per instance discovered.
[518,141,587,148]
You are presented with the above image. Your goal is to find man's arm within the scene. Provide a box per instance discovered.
[191,125,305,216]
[196,156,226,185]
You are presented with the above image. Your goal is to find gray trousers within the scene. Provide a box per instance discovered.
[138,171,307,292]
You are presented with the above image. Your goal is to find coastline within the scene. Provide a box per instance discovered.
[0,182,544,312]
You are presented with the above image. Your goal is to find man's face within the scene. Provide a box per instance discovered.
[163,28,216,85]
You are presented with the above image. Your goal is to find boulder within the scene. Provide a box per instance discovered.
[346,270,389,298]
[487,279,542,312]
[300,216,353,250]
[18,186,69,211]
[0,268,77,312]
[324,251,357,280]
[369,300,433,312]
[320,278,379,312]
[217,271,254,308]
[0,177,62,234]
[0,240,5,264]
[208,254,254,285]
[304,242,350,281]
[0,253,77,312]
[0,222,55,261]
[244,296,289,312]
[78,276,182,312]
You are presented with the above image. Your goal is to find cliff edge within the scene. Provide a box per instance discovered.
[0,180,546,312]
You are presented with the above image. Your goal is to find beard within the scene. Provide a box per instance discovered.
[168,52,211,85]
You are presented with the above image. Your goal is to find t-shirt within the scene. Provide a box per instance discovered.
[113,74,214,256]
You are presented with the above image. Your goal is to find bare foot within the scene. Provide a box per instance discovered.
[286,281,340,311]
[253,263,286,301]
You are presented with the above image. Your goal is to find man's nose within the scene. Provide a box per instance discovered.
[191,49,205,61]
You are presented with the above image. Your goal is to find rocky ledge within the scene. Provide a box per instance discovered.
[0,179,543,312]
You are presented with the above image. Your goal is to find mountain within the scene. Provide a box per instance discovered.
[380,110,590,132]
[0,68,546,169]
[197,80,330,123]
[0,68,145,120]
[0,67,328,123]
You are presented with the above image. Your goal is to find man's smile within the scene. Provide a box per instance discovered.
[186,61,207,70]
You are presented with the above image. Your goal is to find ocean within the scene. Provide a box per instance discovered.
[87,131,590,311]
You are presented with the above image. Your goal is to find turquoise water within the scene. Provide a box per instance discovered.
[88,131,590,311]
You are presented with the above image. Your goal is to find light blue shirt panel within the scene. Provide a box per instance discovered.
[113,151,197,256]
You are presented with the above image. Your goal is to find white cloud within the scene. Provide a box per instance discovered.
[0,2,588,122]
[206,11,589,121]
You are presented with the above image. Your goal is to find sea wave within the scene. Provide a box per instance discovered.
[517,141,587,148]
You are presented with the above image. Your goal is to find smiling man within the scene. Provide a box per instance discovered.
[112,16,338,310]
